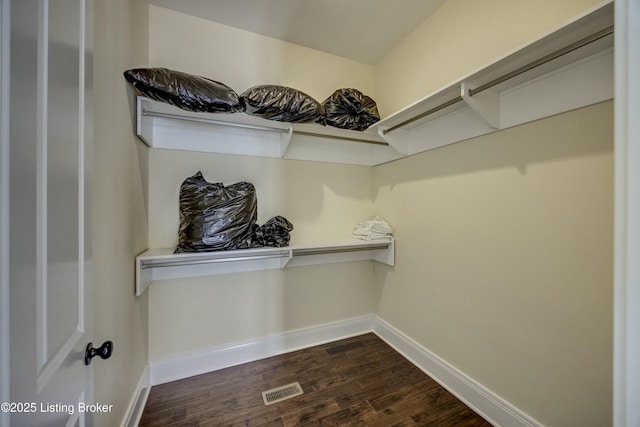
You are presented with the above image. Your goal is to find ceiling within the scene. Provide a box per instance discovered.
[147,0,446,64]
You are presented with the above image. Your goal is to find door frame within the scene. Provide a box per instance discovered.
[0,1,637,426]
[614,1,640,426]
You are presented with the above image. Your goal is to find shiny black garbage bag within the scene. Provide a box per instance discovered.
[175,172,258,253]
[241,85,325,124]
[322,88,380,131]
[256,216,294,247]
[124,67,245,113]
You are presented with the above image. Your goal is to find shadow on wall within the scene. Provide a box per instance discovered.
[277,159,374,241]
[125,86,151,227]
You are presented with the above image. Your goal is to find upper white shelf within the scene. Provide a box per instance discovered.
[136,97,405,166]
[376,0,614,155]
[135,238,395,296]
[135,1,613,165]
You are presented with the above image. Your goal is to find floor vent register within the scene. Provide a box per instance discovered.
[262,382,304,405]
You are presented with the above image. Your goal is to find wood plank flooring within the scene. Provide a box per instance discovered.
[139,333,492,426]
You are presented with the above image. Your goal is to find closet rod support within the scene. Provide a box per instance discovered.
[292,130,388,146]
[382,96,463,135]
[468,25,614,96]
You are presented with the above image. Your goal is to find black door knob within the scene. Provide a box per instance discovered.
[84,340,113,365]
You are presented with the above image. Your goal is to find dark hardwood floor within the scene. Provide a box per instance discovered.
[139,333,492,426]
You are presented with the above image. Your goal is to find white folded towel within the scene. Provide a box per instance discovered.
[371,222,393,234]
[352,216,393,240]
[353,233,392,241]
[353,226,372,237]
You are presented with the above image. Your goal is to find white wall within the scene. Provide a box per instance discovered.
[93,0,149,425]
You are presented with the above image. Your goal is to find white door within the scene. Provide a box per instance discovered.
[0,0,10,423]
[5,0,97,426]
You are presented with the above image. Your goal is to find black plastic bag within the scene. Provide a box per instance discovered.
[124,68,245,113]
[241,85,325,123]
[256,216,294,247]
[322,88,380,131]
[175,172,257,253]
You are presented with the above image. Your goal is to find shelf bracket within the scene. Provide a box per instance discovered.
[378,126,411,155]
[280,126,294,158]
[279,249,294,269]
[460,82,501,129]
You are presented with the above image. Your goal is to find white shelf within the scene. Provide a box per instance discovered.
[132,2,612,295]
[377,1,613,156]
[135,238,394,296]
[136,97,404,166]
[135,2,612,165]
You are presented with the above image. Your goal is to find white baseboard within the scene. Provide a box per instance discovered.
[149,314,375,385]
[146,314,542,427]
[372,317,543,427]
[120,365,150,427]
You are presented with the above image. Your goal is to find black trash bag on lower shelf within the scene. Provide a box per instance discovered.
[256,216,294,247]
[124,67,245,113]
[241,85,325,124]
[322,88,380,131]
[175,172,258,253]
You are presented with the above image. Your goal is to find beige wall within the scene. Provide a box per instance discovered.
[149,263,375,359]
[145,7,378,360]
[373,101,613,426]
[374,0,608,116]
[148,5,375,104]
[372,1,612,425]
[140,2,613,426]
[146,150,375,358]
[147,150,374,247]
[93,0,149,425]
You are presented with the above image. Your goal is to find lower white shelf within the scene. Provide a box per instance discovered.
[135,238,395,296]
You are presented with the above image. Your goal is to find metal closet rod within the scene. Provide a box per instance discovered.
[382,25,614,135]
[140,241,392,269]
[292,242,391,257]
[293,130,388,146]
[140,252,290,269]
[142,110,389,146]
